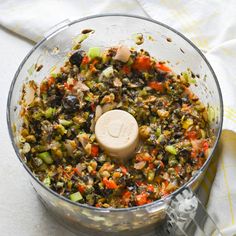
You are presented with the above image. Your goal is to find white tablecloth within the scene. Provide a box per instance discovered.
[0,27,76,236]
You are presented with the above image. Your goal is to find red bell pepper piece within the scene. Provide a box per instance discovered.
[133,56,152,71]
[91,145,99,157]
[135,192,148,206]
[156,62,172,72]
[148,81,164,92]
[103,178,118,189]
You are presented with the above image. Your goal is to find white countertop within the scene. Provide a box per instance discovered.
[0,26,75,236]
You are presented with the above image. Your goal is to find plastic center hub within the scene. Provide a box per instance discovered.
[95,110,139,159]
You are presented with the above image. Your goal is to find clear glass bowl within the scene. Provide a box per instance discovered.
[7,14,223,235]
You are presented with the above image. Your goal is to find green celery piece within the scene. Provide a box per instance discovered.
[183,70,196,84]
[43,176,51,187]
[59,119,73,127]
[165,145,177,155]
[208,106,215,123]
[57,124,67,135]
[156,127,162,137]
[32,111,42,120]
[88,47,101,59]
[84,96,92,102]
[38,152,54,164]
[157,134,165,143]
[45,107,56,119]
[50,73,58,78]
[73,34,88,45]
[27,64,35,76]
[56,182,64,188]
[138,88,147,97]
[70,191,83,202]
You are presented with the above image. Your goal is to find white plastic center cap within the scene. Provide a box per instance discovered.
[95,110,139,159]
[107,120,123,138]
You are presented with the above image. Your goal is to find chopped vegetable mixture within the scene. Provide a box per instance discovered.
[19,44,213,208]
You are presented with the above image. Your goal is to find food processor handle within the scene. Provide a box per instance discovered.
[157,187,223,236]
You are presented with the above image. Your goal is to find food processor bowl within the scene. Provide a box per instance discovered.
[7,14,223,236]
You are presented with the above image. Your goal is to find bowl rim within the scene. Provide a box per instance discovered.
[7,13,224,213]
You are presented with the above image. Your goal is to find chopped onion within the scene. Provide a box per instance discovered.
[48,141,61,149]
[77,133,89,148]
[191,139,202,151]
[134,161,146,170]
[90,105,103,132]
[75,163,86,173]
[113,45,131,63]
[74,81,89,92]
[95,105,103,122]
[166,182,178,192]
[90,119,95,132]
[101,66,114,78]
[102,102,117,113]
[113,78,122,87]
[85,143,92,155]
[24,84,35,106]
[22,142,31,154]
[64,140,76,155]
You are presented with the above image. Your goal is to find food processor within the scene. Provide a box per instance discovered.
[7,14,223,236]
